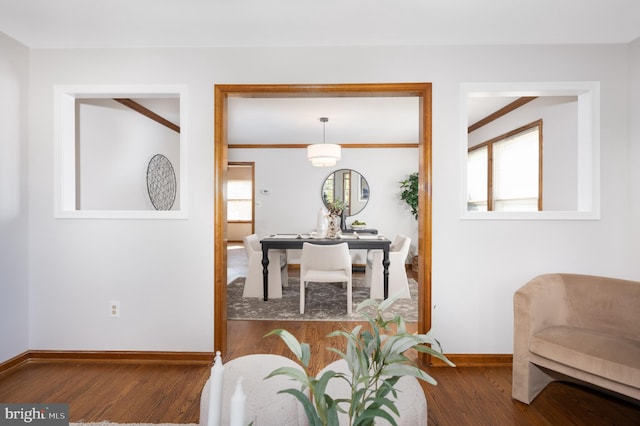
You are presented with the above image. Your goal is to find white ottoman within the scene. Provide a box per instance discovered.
[199,354,309,426]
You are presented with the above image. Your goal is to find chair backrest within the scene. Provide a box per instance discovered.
[242,234,260,256]
[301,242,351,272]
[391,234,411,258]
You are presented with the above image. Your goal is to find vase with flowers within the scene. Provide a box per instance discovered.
[325,200,345,238]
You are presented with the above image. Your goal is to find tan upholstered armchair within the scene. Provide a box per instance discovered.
[512,273,640,404]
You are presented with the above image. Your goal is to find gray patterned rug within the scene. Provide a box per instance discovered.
[227,276,418,322]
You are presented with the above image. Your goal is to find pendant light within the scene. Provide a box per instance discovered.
[307,117,341,167]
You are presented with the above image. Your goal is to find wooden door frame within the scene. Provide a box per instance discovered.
[214,83,432,357]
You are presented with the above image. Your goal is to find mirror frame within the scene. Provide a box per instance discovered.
[460,81,600,220]
[321,168,370,217]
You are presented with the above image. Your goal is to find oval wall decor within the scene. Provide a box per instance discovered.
[146,154,177,210]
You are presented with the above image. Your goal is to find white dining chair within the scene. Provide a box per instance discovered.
[365,234,412,299]
[300,242,352,314]
[242,234,287,298]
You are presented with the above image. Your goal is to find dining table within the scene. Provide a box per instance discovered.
[260,234,392,301]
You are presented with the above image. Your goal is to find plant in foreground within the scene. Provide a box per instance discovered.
[265,296,455,426]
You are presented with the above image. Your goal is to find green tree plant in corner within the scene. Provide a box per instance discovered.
[265,297,454,426]
[400,172,419,220]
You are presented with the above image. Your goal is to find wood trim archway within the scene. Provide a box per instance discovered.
[214,83,432,357]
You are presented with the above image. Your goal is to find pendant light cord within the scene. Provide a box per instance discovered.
[320,117,328,144]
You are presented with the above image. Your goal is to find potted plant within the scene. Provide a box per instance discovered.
[399,172,418,220]
[265,297,454,426]
[399,172,419,271]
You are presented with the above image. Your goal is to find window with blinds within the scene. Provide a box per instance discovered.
[468,120,542,212]
[227,180,253,221]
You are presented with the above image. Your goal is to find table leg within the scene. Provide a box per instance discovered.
[383,248,390,299]
[261,246,269,301]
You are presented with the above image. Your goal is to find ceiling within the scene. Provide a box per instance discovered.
[228,97,420,145]
[0,0,638,49]
[3,1,637,144]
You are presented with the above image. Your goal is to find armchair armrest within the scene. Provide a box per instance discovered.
[512,273,569,403]
[514,274,569,339]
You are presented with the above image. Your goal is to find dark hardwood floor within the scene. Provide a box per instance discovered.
[1,319,638,425]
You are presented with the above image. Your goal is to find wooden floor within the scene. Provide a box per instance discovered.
[1,320,638,425]
[2,252,638,424]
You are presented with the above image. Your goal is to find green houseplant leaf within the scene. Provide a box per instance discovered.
[265,297,454,425]
[399,172,419,220]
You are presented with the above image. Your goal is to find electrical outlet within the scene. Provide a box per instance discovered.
[109,300,120,318]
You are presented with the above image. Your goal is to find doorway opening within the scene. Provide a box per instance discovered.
[226,162,255,284]
[214,83,432,356]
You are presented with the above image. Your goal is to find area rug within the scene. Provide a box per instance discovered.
[227,277,418,322]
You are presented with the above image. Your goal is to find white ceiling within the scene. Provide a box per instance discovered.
[0,0,638,49]
[2,0,637,144]
[228,97,420,145]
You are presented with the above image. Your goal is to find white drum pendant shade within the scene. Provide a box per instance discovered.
[307,143,341,167]
[308,116,340,167]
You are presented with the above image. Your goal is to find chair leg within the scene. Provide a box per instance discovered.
[347,278,352,314]
[512,359,556,404]
[300,280,305,314]
[280,263,288,286]
[364,262,373,288]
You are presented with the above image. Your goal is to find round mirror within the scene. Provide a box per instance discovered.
[321,169,370,216]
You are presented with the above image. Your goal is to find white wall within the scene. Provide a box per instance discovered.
[78,99,180,210]
[18,42,636,360]
[630,37,640,277]
[228,147,419,264]
[0,33,30,362]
